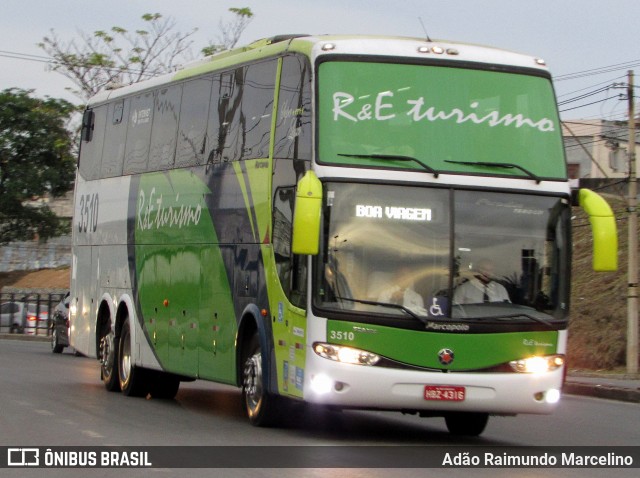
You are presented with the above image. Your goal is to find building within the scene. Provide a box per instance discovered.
[562,119,632,180]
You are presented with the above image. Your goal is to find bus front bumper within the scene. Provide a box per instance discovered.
[303,352,564,415]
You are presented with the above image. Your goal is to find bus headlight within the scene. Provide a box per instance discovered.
[509,355,564,373]
[313,343,380,366]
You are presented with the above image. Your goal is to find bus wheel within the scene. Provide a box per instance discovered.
[444,412,489,436]
[100,328,120,392]
[51,329,64,354]
[118,317,148,397]
[242,334,280,427]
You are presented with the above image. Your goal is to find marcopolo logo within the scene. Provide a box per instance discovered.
[131,108,151,126]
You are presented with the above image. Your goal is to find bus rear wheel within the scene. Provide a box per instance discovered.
[100,328,119,392]
[444,412,489,436]
[242,334,280,427]
[118,317,148,397]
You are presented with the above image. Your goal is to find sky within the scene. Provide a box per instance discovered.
[1,0,639,121]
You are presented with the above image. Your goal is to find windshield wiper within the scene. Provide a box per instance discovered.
[334,296,429,325]
[444,160,541,183]
[338,153,439,178]
[495,313,555,329]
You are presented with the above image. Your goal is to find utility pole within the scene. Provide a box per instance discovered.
[627,70,638,375]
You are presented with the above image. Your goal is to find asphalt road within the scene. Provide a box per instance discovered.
[1,339,639,478]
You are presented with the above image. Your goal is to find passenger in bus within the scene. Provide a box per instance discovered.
[453,259,510,304]
[378,266,427,315]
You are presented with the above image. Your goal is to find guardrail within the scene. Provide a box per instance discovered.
[0,292,67,336]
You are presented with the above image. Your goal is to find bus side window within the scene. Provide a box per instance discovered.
[238,60,277,160]
[209,61,277,163]
[148,85,182,171]
[79,105,107,181]
[176,77,212,167]
[124,91,153,175]
[273,186,307,309]
[101,99,127,178]
[206,72,232,164]
[206,60,277,163]
[274,55,312,161]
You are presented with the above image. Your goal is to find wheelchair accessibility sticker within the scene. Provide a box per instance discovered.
[428,296,448,317]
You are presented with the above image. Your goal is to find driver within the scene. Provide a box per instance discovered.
[453,259,510,304]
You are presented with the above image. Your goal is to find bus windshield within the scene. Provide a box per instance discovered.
[314,183,571,325]
[317,60,566,180]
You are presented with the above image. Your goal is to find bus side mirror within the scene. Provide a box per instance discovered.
[292,170,322,255]
[577,188,618,272]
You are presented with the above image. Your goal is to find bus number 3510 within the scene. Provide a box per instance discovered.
[78,193,99,233]
[329,330,355,341]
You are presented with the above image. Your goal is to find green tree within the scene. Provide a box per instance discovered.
[0,88,76,244]
[39,8,254,101]
[202,7,254,56]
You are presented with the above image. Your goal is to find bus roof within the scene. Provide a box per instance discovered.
[87,34,551,107]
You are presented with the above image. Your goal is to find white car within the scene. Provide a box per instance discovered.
[0,301,26,333]
[24,303,49,336]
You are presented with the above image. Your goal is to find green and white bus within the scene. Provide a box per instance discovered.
[70,34,617,436]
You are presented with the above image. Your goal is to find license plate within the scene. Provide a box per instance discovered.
[424,385,465,401]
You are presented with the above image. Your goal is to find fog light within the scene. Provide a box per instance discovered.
[310,374,333,395]
[546,388,561,404]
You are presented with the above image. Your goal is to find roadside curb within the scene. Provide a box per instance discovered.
[563,380,640,403]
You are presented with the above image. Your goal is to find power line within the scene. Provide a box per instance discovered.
[556,75,626,99]
[555,59,640,81]
[0,50,53,62]
[563,119,627,128]
[564,138,618,152]
[557,85,614,106]
[559,97,616,113]
[0,49,155,77]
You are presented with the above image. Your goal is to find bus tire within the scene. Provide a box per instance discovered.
[100,327,120,392]
[242,333,280,427]
[51,329,64,354]
[118,317,148,397]
[444,412,489,436]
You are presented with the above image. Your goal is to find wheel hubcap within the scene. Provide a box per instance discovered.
[100,333,114,371]
[243,351,263,414]
[120,331,131,384]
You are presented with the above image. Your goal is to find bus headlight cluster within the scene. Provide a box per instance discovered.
[313,343,380,366]
[509,355,564,374]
